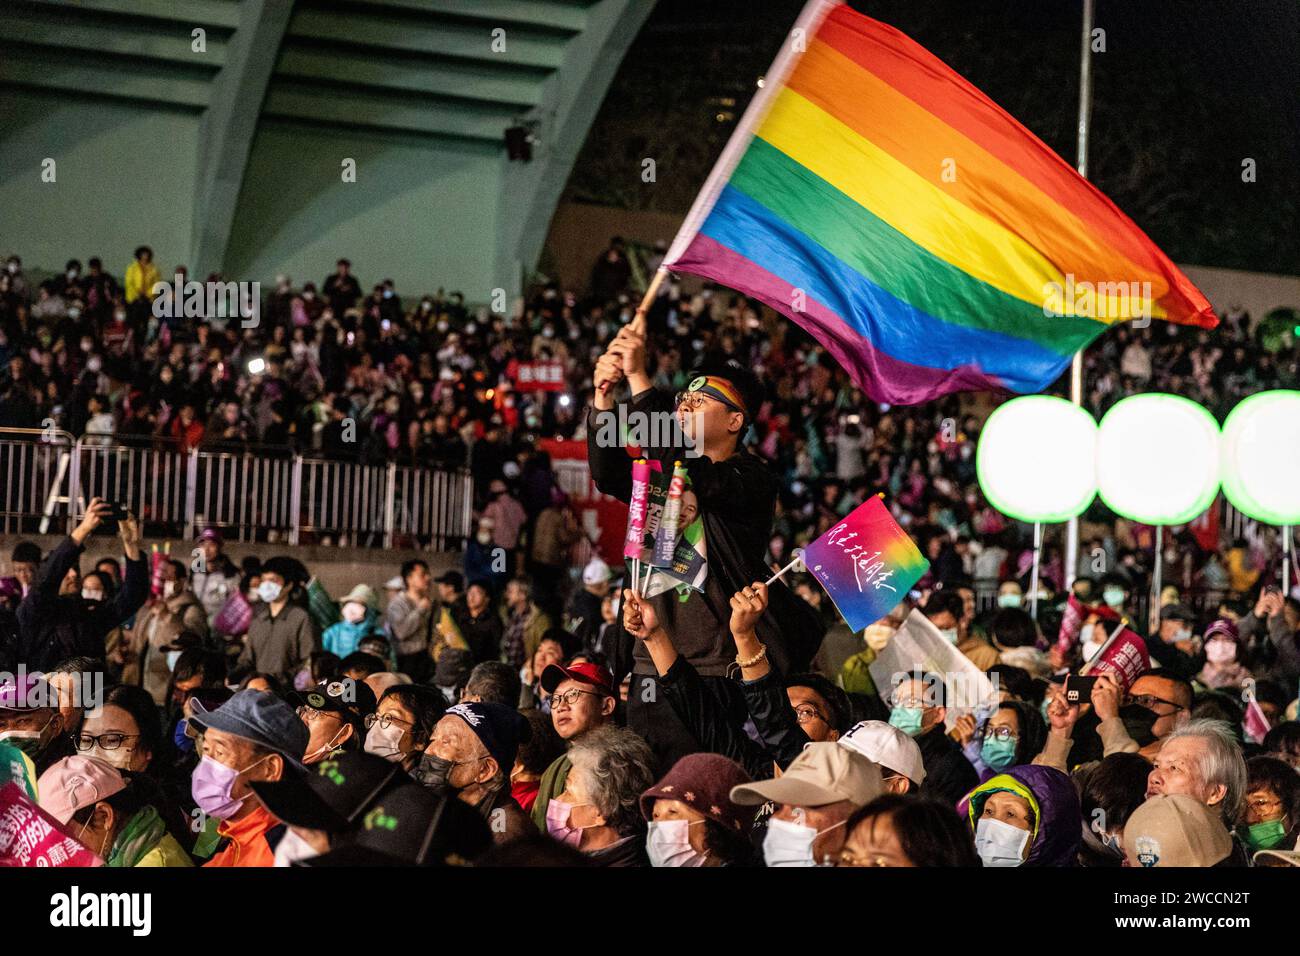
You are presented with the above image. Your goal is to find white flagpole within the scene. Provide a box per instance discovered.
[1149,525,1164,634]
[1029,522,1043,620]
[1065,0,1095,591]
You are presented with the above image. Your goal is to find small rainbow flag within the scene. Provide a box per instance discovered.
[662,1,1216,404]
[802,496,928,633]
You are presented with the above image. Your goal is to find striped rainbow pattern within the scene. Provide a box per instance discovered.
[664,1,1217,404]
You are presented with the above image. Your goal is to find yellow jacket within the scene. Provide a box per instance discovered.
[125,259,161,303]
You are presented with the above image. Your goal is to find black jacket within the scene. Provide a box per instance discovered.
[657,655,809,781]
[916,725,979,806]
[14,536,148,670]
[587,389,824,682]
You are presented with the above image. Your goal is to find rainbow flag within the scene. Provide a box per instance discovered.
[662,1,1216,404]
[802,496,927,632]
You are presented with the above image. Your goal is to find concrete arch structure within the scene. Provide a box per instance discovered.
[0,0,655,299]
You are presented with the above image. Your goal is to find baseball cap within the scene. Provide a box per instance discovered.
[37,756,126,826]
[302,783,491,866]
[250,751,407,833]
[198,527,222,544]
[1121,794,1233,867]
[1159,603,1195,624]
[837,720,926,784]
[442,702,531,774]
[540,661,614,697]
[290,678,378,739]
[188,689,309,768]
[730,742,883,808]
[582,558,611,586]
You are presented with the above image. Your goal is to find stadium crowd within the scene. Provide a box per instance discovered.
[0,241,1298,868]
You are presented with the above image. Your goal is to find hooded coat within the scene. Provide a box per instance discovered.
[960,764,1081,867]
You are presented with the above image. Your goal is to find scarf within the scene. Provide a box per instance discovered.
[106,805,166,868]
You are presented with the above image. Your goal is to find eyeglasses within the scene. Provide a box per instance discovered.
[364,712,413,731]
[838,849,897,867]
[674,392,717,414]
[981,726,1019,742]
[1127,694,1185,714]
[72,732,139,751]
[1246,797,1283,814]
[793,705,828,725]
[297,705,343,725]
[549,688,604,710]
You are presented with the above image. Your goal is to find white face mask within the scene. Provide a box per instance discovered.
[1079,623,1103,662]
[646,819,707,868]
[257,581,283,603]
[762,815,843,867]
[162,580,177,599]
[974,817,1029,867]
[364,721,406,761]
[1205,639,1236,665]
[341,602,367,624]
[273,827,320,868]
[82,589,104,602]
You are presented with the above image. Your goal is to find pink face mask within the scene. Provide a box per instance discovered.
[545,799,591,848]
[1205,639,1236,665]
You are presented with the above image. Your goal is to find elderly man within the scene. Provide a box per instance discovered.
[417,701,533,844]
[1092,670,1193,759]
[1146,719,1248,830]
[189,689,309,867]
[731,741,883,866]
[0,673,73,775]
[291,677,377,765]
[529,661,616,831]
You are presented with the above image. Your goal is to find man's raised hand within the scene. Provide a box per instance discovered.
[729,582,769,637]
[623,587,659,640]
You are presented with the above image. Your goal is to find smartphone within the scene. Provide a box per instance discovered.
[98,502,129,535]
[1064,674,1098,704]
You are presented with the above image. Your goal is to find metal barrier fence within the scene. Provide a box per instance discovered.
[0,430,472,550]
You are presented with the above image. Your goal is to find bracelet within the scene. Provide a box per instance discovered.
[735,643,767,668]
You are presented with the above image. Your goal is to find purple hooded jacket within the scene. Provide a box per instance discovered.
[958,764,1081,867]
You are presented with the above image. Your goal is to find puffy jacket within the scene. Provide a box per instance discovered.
[960,764,1081,867]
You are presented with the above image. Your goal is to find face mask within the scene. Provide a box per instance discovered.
[247,590,261,603]
[980,736,1018,772]
[1169,626,1192,644]
[364,721,407,761]
[1205,639,1236,664]
[476,532,492,546]
[191,753,269,821]
[939,627,959,645]
[0,722,52,757]
[1103,587,1125,609]
[165,650,182,671]
[304,725,346,764]
[888,706,925,738]
[646,819,707,868]
[545,799,595,849]
[162,581,177,599]
[762,815,843,867]
[1118,703,1161,746]
[1079,623,1104,662]
[341,602,367,624]
[89,744,135,771]
[82,589,104,602]
[257,581,283,603]
[173,719,195,756]
[274,828,320,867]
[974,817,1029,867]
[997,593,1022,609]
[1242,818,1288,852]
[412,752,456,795]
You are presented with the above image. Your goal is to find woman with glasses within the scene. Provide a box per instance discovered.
[838,794,979,867]
[958,700,1046,783]
[1241,756,1300,856]
[363,684,443,771]
[75,684,162,774]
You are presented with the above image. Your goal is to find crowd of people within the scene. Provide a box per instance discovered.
[0,240,1299,869]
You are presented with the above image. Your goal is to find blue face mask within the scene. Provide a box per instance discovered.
[173,718,195,756]
[888,706,925,737]
[1103,587,1125,609]
[980,735,1018,771]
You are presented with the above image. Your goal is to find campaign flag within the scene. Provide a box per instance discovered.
[802,496,929,633]
[640,515,709,598]
[0,783,102,867]
[1080,625,1150,692]
[654,462,688,565]
[1055,592,1122,655]
[0,743,36,802]
[623,459,655,560]
[661,0,1215,404]
[868,608,999,731]
[1244,698,1272,745]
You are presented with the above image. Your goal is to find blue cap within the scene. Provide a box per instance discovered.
[189,689,309,768]
[442,702,530,775]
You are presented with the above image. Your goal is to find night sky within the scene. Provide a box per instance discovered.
[568,0,1298,275]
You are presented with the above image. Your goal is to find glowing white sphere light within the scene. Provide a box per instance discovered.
[1096,394,1220,525]
[976,396,1098,523]
[1220,390,1300,525]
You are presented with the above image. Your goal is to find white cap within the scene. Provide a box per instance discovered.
[837,720,926,784]
[582,557,612,586]
[383,576,403,591]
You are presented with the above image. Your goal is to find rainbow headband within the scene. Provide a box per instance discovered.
[685,375,747,417]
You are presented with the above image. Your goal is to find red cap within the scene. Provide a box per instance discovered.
[540,661,614,697]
